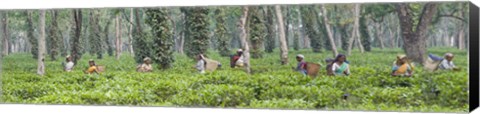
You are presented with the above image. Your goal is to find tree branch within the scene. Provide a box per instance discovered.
[438,14,467,23]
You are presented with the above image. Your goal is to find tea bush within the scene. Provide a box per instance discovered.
[1,48,469,112]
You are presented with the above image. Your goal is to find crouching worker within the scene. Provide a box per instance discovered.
[329,54,350,76]
[196,54,222,74]
[196,54,207,74]
[85,59,98,74]
[391,55,414,77]
[230,49,244,68]
[295,54,308,75]
[63,55,75,72]
[439,53,459,71]
[425,53,460,71]
[293,54,321,78]
[137,57,153,72]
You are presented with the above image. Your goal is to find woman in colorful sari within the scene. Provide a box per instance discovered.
[330,54,350,76]
[391,55,414,76]
[230,49,244,68]
[295,54,307,76]
[85,59,98,74]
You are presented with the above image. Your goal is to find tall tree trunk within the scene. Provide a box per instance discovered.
[104,19,113,57]
[71,9,83,65]
[145,8,174,69]
[264,6,276,53]
[132,8,151,64]
[284,6,290,49]
[1,12,9,56]
[458,11,465,50]
[49,10,60,60]
[215,7,231,57]
[348,4,361,55]
[89,9,104,59]
[374,22,385,49]
[275,5,289,65]
[320,5,339,57]
[179,30,185,54]
[26,11,38,59]
[184,7,210,59]
[129,8,135,56]
[396,3,438,64]
[239,6,251,74]
[248,6,266,58]
[37,10,46,76]
[389,28,395,48]
[301,5,322,53]
[115,14,122,60]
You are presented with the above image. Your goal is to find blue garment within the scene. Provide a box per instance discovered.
[297,61,307,76]
[429,53,444,61]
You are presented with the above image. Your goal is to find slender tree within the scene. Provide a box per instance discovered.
[239,6,251,74]
[348,4,364,55]
[320,5,339,57]
[184,7,210,58]
[70,9,83,65]
[275,5,289,65]
[128,8,135,56]
[133,8,152,64]
[47,10,61,60]
[215,7,230,57]
[264,6,276,53]
[248,6,266,58]
[115,12,122,60]
[88,9,104,59]
[145,8,174,69]
[1,12,9,56]
[104,19,114,57]
[300,5,322,53]
[26,11,38,59]
[37,10,46,75]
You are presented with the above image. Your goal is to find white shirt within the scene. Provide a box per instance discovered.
[439,59,455,70]
[65,62,74,71]
[196,59,206,72]
[332,62,350,75]
[236,55,244,64]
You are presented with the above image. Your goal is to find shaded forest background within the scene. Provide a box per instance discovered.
[0,2,469,74]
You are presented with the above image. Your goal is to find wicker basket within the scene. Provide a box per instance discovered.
[306,62,321,78]
[204,58,220,72]
[96,65,105,73]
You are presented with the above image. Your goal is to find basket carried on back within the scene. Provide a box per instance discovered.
[424,54,443,72]
[96,65,105,73]
[306,62,321,78]
[204,58,221,72]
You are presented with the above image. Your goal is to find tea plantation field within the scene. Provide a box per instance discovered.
[1,48,469,112]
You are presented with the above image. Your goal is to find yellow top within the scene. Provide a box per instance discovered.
[87,66,97,74]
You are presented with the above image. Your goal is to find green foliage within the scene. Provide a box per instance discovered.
[88,9,104,59]
[183,7,210,58]
[133,9,152,64]
[214,7,230,57]
[264,6,275,53]
[25,11,38,59]
[104,18,114,57]
[145,8,174,69]
[293,30,299,51]
[359,14,371,52]
[300,5,322,53]
[48,10,61,61]
[248,6,266,58]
